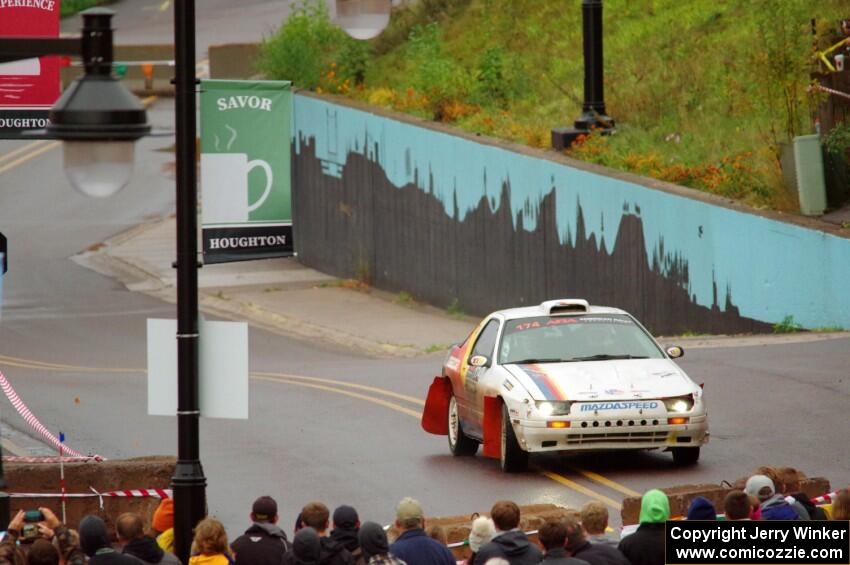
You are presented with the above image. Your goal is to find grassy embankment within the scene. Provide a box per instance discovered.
[259,0,850,211]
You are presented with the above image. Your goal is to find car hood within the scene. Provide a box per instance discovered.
[505,359,695,401]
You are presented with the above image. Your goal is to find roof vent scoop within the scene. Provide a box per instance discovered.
[542,298,589,315]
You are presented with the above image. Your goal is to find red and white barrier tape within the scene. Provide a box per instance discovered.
[808,83,850,101]
[10,488,171,499]
[10,487,171,509]
[0,369,103,461]
[3,456,100,464]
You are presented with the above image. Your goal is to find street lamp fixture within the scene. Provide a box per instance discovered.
[0,8,150,197]
[331,0,392,40]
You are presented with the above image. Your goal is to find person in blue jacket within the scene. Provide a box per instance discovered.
[388,498,454,565]
[745,475,799,520]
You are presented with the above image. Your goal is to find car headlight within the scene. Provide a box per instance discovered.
[535,401,572,416]
[663,395,694,413]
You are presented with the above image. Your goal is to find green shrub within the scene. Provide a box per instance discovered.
[60,0,109,18]
[258,0,369,90]
[824,123,850,164]
[405,22,469,117]
[471,47,511,106]
[773,315,803,333]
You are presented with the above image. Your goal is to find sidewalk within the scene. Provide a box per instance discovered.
[73,216,850,358]
[72,216,476,358]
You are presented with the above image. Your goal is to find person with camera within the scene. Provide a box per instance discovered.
[6,509,55,544]
[4,507,87,564]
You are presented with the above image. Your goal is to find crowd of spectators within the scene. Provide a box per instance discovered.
[1,465,847,565]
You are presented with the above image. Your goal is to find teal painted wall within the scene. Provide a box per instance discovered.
[292,94,850,330]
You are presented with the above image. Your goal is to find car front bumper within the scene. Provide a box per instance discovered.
[511,414,709,453]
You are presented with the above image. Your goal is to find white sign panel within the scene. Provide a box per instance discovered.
[147,318,249,419]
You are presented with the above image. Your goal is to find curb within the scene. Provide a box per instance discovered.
[72,219,436,359]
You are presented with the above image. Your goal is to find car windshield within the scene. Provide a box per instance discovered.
[498,314,664,364]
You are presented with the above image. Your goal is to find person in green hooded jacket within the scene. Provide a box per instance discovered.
[617,489,669,565]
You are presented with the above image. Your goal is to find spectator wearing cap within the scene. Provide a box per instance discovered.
[473,500,542,565]
[776,467,824,520]
[617,489,668,565]
[117,512,181,564]
[538,519,590,565]
[286,528,322,565]
[745,475,798,520]
[298,502,354,565]
[389,497,455,565]
[232,496,292,565]
[358,522,406,565]
[563,515,629,565]
[580,502,619,547]
[330,506,365,565]
[152,499,175,554]
[686,497,717,521]
[79,516,143,565]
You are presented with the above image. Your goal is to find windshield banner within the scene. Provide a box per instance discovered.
[200,79,293,264]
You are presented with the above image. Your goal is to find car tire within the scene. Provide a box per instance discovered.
[500,403,528,473]
[448,395,479,456]
[672,446,700,466]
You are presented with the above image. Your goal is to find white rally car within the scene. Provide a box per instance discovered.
[421,299,709,472]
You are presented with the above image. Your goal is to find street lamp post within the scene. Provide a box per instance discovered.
[551,0,615,151]
[171,0,207,561]
[0,8,150,531]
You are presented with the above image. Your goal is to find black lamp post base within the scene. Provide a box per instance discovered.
[172,461,207,563]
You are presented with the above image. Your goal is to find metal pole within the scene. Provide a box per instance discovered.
[577,0,607,126]
[171,0,206,562]
[551,0,614,151]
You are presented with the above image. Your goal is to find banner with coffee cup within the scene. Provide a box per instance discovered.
[200,79,293,263]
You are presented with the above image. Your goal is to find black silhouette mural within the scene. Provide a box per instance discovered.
[292,134,772,335]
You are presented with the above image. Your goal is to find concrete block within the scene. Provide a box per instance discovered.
[209,43,261,80]
[621,476,831,525]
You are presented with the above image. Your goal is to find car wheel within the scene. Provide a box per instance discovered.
[448,395,479,456]
[500,403,528,473]
[672,446,700,466]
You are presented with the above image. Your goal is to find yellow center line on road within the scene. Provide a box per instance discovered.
[0,140,48,166]
[0,141,60,176]
[253,371,425,406]
[252,375,423,419]
[537,469,623,510]
[0,354,141,373]
[0,355,629,508]
[569,466,642,498]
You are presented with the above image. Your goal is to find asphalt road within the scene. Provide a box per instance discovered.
[1,0,848,536]
[61,0,291,50]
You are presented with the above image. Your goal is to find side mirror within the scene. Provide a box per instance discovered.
[469,355,490,367]
[666,345,684,359]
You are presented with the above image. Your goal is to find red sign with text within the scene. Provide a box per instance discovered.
[0,0,61,137]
